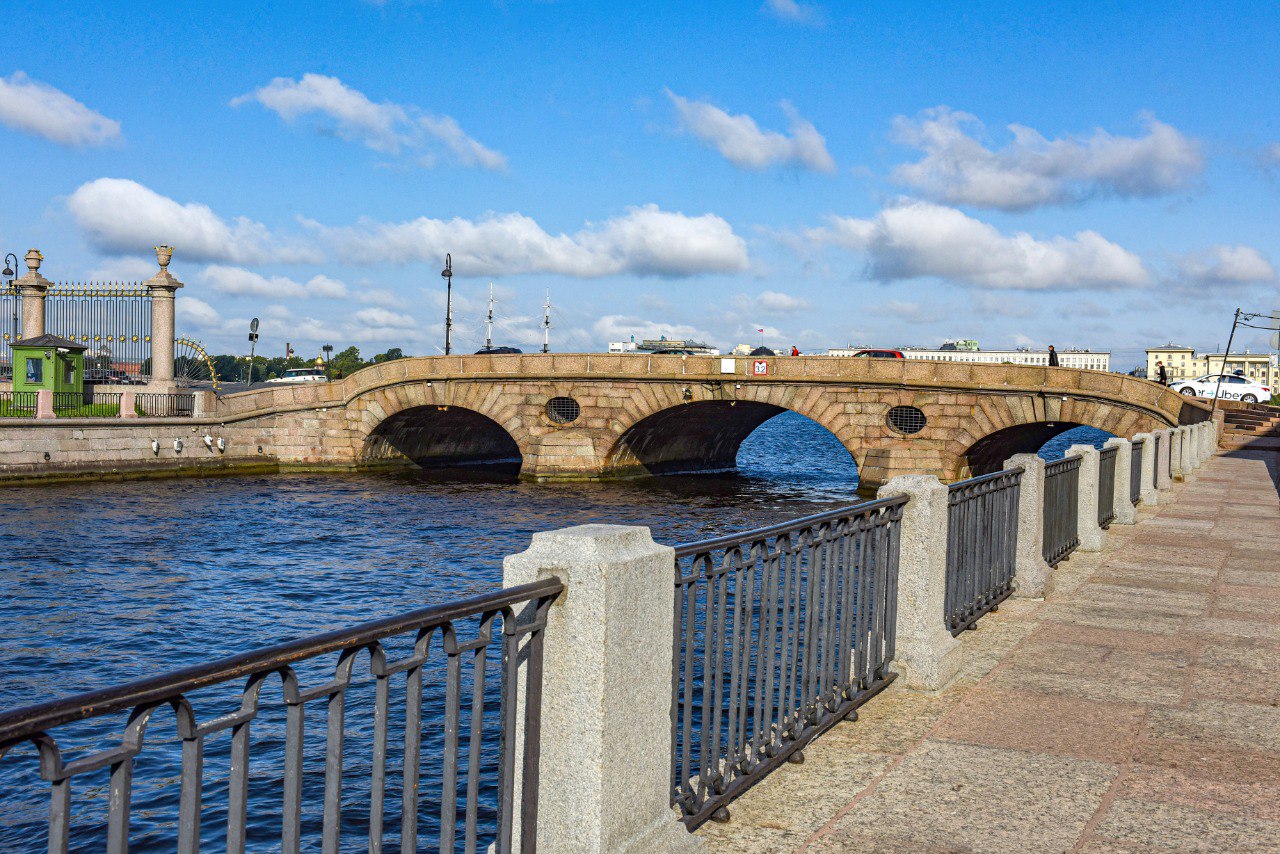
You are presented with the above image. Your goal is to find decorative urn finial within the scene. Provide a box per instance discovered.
[24,248,42,274]
[155,245,174,269]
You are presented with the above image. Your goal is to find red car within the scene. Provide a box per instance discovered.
[854,349,905,359]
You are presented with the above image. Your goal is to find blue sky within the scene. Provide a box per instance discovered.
[2,1,1277,369]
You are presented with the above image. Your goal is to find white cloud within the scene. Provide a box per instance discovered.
[68,178,322,264]
[310,204,748,278]
[201,265,349,299]
[232,73,506,171]
[865,299,950,324]
[175,296,222,329]
[0,72,121,147]
[762,0,825,26]
[84,256,157,282]
[592,315,715,346]
[804,199,1149,290]
[666,91,835,173]
[352,306,416,329]
[891,107,1203,210]
[1258,142,1280,169]
[1177,245,1276,285]
[732,290,812,315]
[356,288,404,307]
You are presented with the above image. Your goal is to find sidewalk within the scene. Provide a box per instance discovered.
[698,449,1280,852]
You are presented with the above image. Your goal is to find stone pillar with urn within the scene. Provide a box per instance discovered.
[144,245,182,390]
[16,249,51,339]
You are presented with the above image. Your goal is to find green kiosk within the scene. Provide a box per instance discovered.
[10,334,88,401]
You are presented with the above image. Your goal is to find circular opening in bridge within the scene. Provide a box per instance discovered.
[886,405,926,435]
[546,396,581,425]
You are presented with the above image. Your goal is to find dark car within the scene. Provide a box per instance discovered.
[854,349,904,359]
[84,368,141,385]
[474,346,523,354]
[653,348,700,355]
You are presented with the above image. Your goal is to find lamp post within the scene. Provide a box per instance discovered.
[3,253,15,379]
[322,343,333,378]
[441,253,453,356]
[245,317,259,386]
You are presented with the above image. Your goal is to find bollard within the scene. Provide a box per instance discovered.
[1156,429,1175,493]
[1169,428,1185,481]
[502,525,699,854]
[1004,454,1053,598]
[1065,445,1107,552]
[1104,438,1137,524]
[876,475,962,691]
[1178,426,1196,478]
[119,389,138,419]
[35,388,54,419]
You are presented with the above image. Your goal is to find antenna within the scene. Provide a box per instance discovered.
[542,289,552,354]
[486,282,494,351]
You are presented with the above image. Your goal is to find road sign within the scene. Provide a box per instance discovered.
[752,359,769,376]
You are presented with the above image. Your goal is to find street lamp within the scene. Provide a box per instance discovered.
[245,317,259,386]
[3,254,15,380]
[322,343,333,378]
[441,253,453,356]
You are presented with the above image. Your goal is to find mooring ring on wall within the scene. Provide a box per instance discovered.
[546,396,581,425]
[886,405,927,435]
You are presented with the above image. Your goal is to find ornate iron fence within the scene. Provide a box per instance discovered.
[1130,439,1144,504]
[670,496,907,828]
[46,283,152,382]
[0,390,37,416]
[135,392,195,417]
[1042,456,1081,566]
[0,578,562,853]
[1098,446,1118,528]
[0,283,19,380]
[945,468,1022,635]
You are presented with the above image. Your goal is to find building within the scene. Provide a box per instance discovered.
[827,340,1111,371]
[607,336,719,355]
[1145,344,1278,386]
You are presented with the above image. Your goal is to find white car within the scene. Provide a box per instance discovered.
[1170,374,1271,403]
[266,367,329,385]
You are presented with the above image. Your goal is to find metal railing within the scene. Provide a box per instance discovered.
[1098,446,1118,528]
[1163,431,1173,477]
[135,391,195,417]
[1042,456,1081,566]
[51,390,123,416]
[945,468,1022,636]
[670,496,907,828]
[1130,439,1144,504]
[0,578,562,853]
[0,390,37,416]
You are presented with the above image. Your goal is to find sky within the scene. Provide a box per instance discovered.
[1,1,1278,371]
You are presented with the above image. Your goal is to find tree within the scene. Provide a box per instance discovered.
[372,347,406,364]
[329,346,366,379]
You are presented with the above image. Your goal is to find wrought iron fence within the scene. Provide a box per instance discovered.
[671,496,907,829]
[50,390,124,417]
[1042,456,1081,566]
[46,283,152,382]
[0,390,37,416]
[1,283,19,380]
[945,468,1022,636]
[1098,446,1118,528]
[1130,439,1144,504]
[0,578,562,853]
[135,391,195,417]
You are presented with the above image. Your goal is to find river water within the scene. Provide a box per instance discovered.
[0,413,1108,850]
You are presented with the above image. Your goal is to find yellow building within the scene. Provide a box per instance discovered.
[1146,344,1277,386]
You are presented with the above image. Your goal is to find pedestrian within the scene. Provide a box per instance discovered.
[1155,360,1168,385]
[790,345,800,356]
[1047,344,1060,367]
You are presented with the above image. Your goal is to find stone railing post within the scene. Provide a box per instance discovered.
[502,525,697,854]
[1156,429,1174,493]
[144,245,183,388]
[1132,432,1158,506]
[1004,453,1053,598]
[1104,438,1136,524]
[876,475,962,691]
[1198,422,1213,464]
[1065,445,1106,552]
[35,388,54,419]
[1170,428,1186,481]
[192,390,216,418]
[1211,410,1225,450]
[119,389,137,418]
[16,248,51,339]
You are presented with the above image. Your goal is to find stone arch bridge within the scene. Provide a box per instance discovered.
[211,353,1210,494]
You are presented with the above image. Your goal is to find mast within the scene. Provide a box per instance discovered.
[542,289,551,354]
[486,282,494,350]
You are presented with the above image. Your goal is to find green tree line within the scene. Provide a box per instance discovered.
[211,347,407,383]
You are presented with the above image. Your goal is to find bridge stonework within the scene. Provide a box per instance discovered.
[0,354,1208,490]
[206,354,1206,494]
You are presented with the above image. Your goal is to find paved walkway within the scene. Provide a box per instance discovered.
[698,449,1280,853]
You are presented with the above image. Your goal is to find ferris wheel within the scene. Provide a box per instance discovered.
[175,337,219,389]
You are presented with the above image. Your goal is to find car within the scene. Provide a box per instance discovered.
[854,349,905,359]
[266,367,329,384]
[84,368,142,385]
[474,346,523,354]
[653,348,700,355]
[1170,374,1271,403]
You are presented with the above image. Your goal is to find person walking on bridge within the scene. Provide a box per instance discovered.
[1047,345,1060,367]
[1156,360,1169,385]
